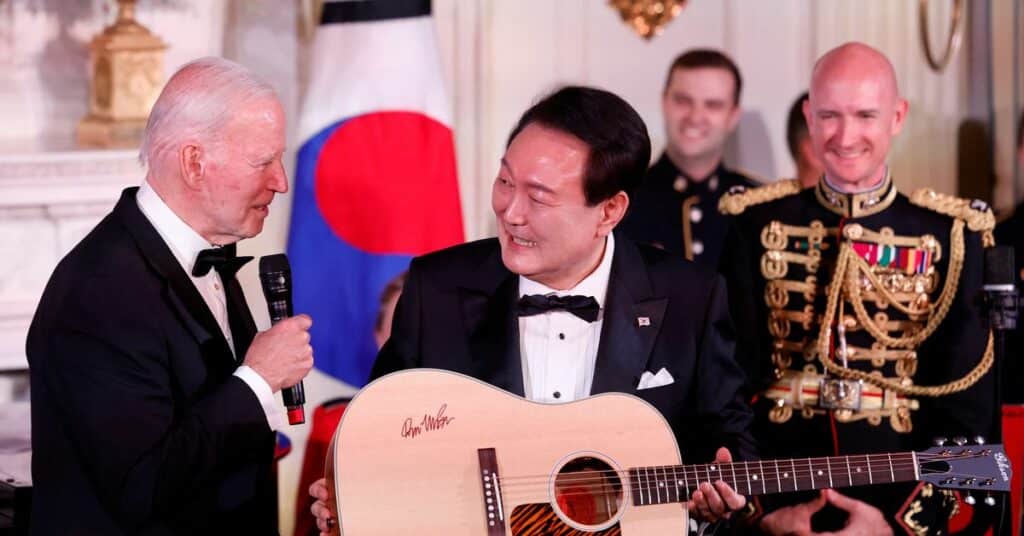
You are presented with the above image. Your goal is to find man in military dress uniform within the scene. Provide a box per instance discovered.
[719,43,998,534]
[621,49,757,269]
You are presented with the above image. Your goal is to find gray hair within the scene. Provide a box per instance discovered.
[139,57,278,167]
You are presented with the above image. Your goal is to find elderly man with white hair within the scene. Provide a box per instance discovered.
[27,57,314,535]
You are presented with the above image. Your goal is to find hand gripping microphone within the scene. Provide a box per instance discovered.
[259,254,306,425]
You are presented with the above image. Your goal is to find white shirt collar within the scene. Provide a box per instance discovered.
[136,181,216,274]
[518,233,615,308]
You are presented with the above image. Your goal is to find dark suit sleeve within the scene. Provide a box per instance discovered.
[686,275,758,463]
[31,276,268,529]
[370,259,424,380]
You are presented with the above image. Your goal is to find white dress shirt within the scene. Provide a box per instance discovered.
[519,233,614,403]
[136,181,285,430]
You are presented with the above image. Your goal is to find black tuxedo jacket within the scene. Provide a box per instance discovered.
[371,233,756,463]
[27,188,277,535]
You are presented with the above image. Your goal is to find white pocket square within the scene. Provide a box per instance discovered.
[637,367,674,390]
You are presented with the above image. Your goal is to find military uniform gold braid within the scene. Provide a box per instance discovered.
[816,217,993,396]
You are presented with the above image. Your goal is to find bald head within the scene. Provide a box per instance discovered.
[811,42,901,104]
[804,42,908,192]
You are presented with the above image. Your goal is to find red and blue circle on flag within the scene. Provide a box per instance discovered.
[288,110,463,386]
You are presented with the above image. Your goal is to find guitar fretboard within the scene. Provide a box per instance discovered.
[628,453,917,506]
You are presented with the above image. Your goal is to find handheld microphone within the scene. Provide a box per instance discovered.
[259,254,306,425]
[983,246,1018,331]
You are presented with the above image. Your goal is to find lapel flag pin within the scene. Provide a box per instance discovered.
[637,317,651,327]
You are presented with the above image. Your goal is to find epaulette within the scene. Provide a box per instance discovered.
[718,178,802,216]
[909,188,995,232]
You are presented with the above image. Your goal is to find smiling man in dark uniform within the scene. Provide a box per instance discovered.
[621,49,757,269]
[719,42,997,534]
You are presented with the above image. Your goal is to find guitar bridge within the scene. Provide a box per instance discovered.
[478,448,505,535]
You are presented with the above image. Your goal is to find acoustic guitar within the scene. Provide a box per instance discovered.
[325,369,1011,535]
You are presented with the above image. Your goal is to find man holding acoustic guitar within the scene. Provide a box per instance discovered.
[310,85,757,534]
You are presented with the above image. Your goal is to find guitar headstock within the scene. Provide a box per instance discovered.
[916,443,1011,492]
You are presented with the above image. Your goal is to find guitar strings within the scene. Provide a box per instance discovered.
[492,453,994,490]
[498,465,985,490]
[498,477,994,502]
[498,466,988,493]
[494,451,990,484]
[499,471,994,503]
[496,466,996,501]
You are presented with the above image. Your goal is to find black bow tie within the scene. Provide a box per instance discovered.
[192,244,253,278]
[516,294,600,323]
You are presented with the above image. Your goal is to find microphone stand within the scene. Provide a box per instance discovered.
[981,247,1018,535]
[983,245,1019,442]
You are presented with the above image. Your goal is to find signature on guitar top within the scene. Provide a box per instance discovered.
[322,369,1012,535]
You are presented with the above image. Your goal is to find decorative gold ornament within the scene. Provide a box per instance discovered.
[918,0,964,72]
[78,0,167,148]
[608,0,687,40]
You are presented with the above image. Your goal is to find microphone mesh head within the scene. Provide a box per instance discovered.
[259,253,290,276]
[259,254,292,320]
[984,246,1015,286]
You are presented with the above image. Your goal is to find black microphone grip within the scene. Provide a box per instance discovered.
[259,254,306,425]
[984,246,1018,331]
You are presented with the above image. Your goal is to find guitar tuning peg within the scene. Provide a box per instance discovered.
[984,494,997,507]
[974,435,985,445]
[953,436,968,446]
[933,436,948,446]
[964,492,977,506]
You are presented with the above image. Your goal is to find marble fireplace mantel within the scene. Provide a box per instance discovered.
[0,143,142,370]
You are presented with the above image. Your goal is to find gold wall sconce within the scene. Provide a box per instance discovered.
[609,0,687,40]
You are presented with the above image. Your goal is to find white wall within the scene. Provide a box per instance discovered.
[430,0,971,239]
[991,0,1022,212]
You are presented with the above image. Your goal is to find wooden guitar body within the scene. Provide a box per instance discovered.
[325,369,1011,534]
[327,369,688,535]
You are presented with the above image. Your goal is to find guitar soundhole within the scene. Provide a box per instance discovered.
[552,456,624,529]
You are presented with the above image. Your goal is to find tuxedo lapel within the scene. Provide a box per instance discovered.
[113,188,238,372]
[590,233,668,395]
[458,244,524,396]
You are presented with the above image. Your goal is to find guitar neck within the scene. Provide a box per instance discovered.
[628,452,917,506]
